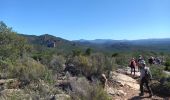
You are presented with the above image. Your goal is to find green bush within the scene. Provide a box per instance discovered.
[0,22,30,61]
[50,55,66,73]
[85,48,92,56]
[150,65,166,80]
[70,77,111,100]
[70,53,116,77]
[114,54,131,66]
[151,78,170,96]
[72,49,82,57]
[90,86,111,100]
[164,59,170,71]
[165,66,170,71]
[8,57,47,81]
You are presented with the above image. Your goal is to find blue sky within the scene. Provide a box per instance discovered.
[0,0,170,40]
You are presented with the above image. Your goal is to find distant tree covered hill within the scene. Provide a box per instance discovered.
[19,33,170,53]
[19,34,72,47]
[74,39,170,52]
[19,34,89,55]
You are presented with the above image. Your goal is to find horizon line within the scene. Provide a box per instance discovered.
[19,33,170,41]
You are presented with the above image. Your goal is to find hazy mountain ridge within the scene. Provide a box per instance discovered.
[19,34,170,52]
[75,38,170,45]
[74,38,170,52]
[19,34,71,46]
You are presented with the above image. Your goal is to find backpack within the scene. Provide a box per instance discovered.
[130,60,135,68]
[144,68,151,81]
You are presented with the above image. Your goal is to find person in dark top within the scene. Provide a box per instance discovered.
[148,56,154,65]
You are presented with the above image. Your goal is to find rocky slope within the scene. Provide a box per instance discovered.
[106,68,169,100]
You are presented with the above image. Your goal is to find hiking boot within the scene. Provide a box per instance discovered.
[139,93,144,96]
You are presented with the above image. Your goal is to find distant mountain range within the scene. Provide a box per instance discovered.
[19,34,170,53]
[20,34,71,46]
[74,38,170,52]
[75,38,170,45]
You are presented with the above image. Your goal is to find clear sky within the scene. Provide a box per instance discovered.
[1,0,170,40]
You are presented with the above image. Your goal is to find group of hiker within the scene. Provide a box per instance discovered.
[129,55,153,98]
[148,56,163,65]
[129,55,144,76]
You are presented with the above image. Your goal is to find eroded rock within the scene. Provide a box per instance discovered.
[109,71,140,90]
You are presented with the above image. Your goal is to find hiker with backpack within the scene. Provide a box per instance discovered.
[129,58,136,76]
[148,56,154,65]
[139,61,153,98]
[137,55,145,72]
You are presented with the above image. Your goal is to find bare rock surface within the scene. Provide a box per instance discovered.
[107,69,168,100]
[110,71,140,90]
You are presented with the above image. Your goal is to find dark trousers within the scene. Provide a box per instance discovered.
[140,78,153,95]
[131,67,135,75]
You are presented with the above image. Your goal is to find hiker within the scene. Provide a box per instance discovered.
[148,56,154,65]
[129,58,136,76]
[137,55,144,72]
[155,57,161,65]
[139,61,153,98]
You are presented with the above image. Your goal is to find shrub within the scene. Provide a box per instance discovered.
[164,59,170,71]
[0,21,30,61]
[113,53,132,66]
[69,77,111,100]
[112,53,119,57]
[151,78,170,96]
[165,66,170,71]
[50,55,66,73]
[0,90,30,100]
[150,65,166,80]
[68,53,116,77]
[8,57,47,82]
[72,49,82,57]
[85,48,92,56]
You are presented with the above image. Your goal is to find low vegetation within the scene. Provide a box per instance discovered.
[0,21,170,99]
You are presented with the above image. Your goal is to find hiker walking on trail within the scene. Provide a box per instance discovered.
[129,58,136,76]
[139,61,153,98]
[137,55,144,72]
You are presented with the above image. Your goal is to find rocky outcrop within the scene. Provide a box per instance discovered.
[105,71,139,98]
[109,71,140,90]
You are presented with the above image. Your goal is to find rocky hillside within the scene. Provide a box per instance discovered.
[106,68,165,100]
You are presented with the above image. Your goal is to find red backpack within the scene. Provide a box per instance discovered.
[130,60,136,68]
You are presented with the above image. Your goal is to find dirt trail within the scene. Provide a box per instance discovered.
[108,68,170,100]
[112,83,164,100]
